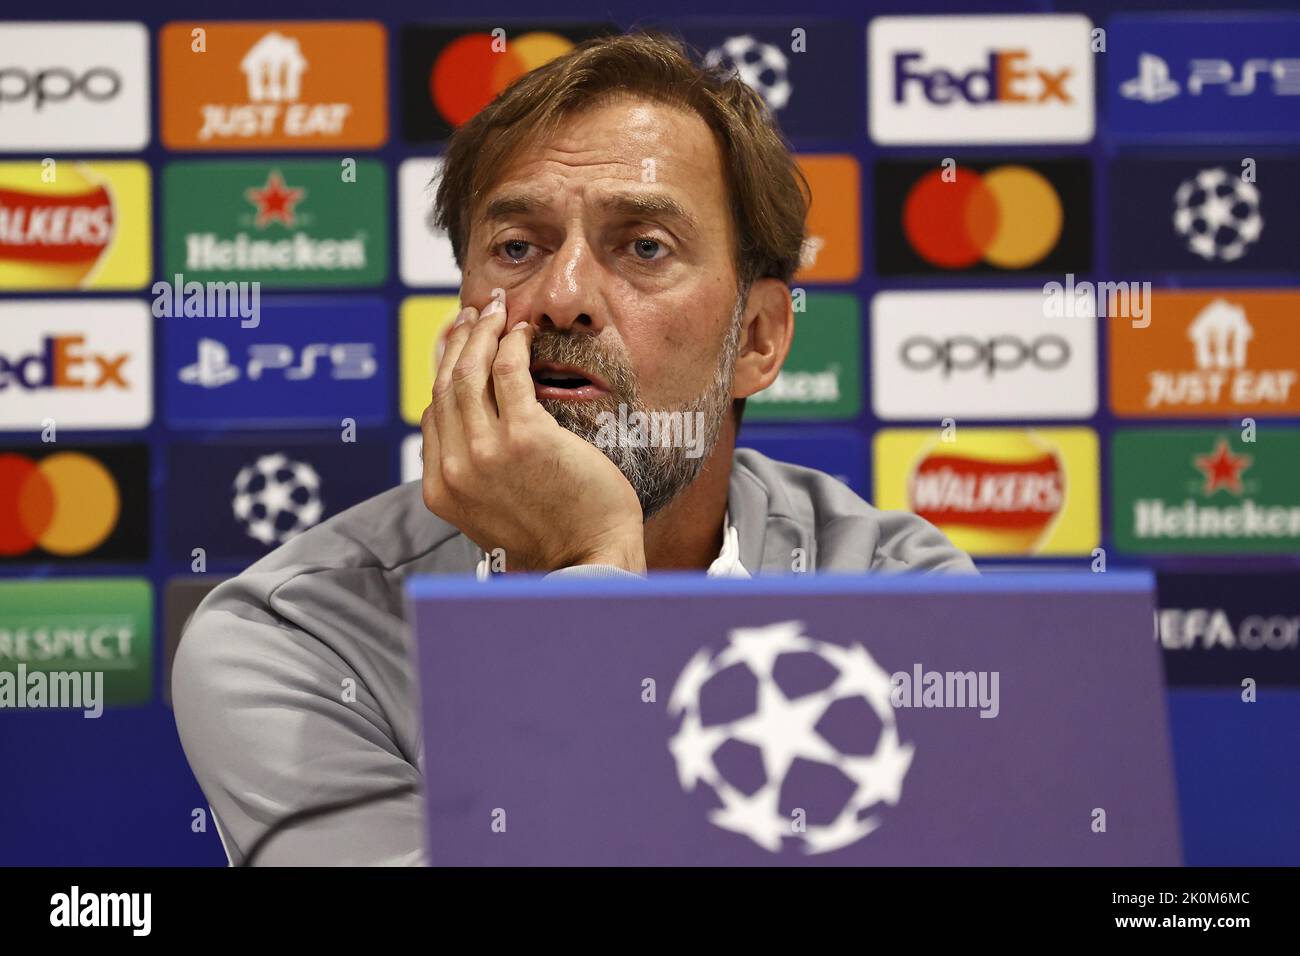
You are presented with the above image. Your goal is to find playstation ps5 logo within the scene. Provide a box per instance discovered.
[179,338,377,388]
[1122,52,1300,103]
[1120,53,1180,103]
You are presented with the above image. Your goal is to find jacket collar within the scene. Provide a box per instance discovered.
[727,452,810,575]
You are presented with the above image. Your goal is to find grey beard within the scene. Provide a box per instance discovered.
[536,301,743,521]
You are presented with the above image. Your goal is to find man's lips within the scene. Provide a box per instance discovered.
[529,361,612,401]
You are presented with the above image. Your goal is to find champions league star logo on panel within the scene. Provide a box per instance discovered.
[667,621,913,855]
[1173,167,1263,262]
[704,35,792,112]
[231,453,323,546]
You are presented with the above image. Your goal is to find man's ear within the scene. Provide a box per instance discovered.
[731,278,794,400]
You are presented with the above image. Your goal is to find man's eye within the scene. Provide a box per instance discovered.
[630,237,668,261]
[499,240,531,262]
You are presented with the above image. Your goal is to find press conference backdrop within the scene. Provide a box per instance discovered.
[2,0,1298,865]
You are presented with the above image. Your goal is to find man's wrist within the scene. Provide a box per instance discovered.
[567,529,646,575]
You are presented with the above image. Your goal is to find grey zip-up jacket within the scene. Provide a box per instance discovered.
[172,448,976,866]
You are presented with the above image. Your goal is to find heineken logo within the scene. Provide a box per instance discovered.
[245,169,305,227]
[1194,438,1251,496]
[1113,429,1300,554]
[183,231,367,272]
[1135,500,1300,540]
[164,159,388,288]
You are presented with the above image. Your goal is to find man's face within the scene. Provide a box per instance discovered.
[458,94,745,517]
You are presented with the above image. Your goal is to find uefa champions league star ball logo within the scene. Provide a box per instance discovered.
[231,453,324,546]
[667,621,914,855]
[704,35,792,112]
[1172,167,1264,263]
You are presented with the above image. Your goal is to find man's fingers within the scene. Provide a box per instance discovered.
[418,402,444,508]
[431,306,476,469]
[451,299,510,437]
[435,306,476,395]
[492,320,539,420]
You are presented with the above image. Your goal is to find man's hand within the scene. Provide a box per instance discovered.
[420,300,647,574]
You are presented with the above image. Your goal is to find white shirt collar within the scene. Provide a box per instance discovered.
[706,511,751,578]
[475,511,749,579]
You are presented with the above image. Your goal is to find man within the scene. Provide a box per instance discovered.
[173,30,974,866]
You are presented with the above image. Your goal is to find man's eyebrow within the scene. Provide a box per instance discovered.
[479,191,698,235]
[481,193,546,223]
[595,193,698,235]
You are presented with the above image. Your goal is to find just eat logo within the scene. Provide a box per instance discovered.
[893,50,1074,105]
[0,335,128,391]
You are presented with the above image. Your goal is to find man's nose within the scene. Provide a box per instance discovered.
[533,232,605,333]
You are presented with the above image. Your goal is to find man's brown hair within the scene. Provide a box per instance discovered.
[432,28,811,293]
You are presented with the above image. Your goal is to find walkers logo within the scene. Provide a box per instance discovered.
[874,428,1100,557]
[1113,429,1300,555]
[1108,15,1300,141]
[398,158,461,288]
[0,22,149,151]
[869,15,1095,144]
[738,428,866,496]
[872,291,1096,420]
[0,444,148,563]
[1110,158,1300,273]
[167,440,392,563]
[163,160,388,287]
[164,296,389,428]
[401,23,617,142]
[667,23,861,139]
[793,155,860,283]
[400,295,462,424]
[0,578,152,708]
[875,159,1091,277]
[1111,291,1300,417]
[0,300,152,430]
[747,293,860,421]
[1157,572,1300,687]
[0,161,150,290]
[160,21,387,149]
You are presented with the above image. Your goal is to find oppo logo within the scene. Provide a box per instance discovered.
[900,334,1071,377]
[0,67,122,110]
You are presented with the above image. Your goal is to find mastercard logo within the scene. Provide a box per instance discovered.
[431,32,576,128]
[0,452,121,557]
[902,165,1063,270]
[908,432,1065,555]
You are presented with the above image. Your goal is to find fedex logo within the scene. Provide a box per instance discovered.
[893,50,1073,105]
[869,15,1094,145]
[0,300,151,430]
[0,335,127,391]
